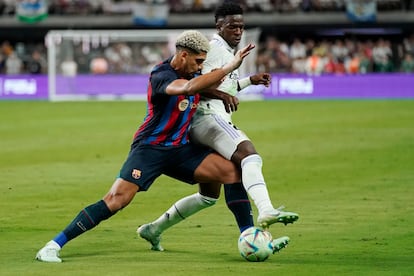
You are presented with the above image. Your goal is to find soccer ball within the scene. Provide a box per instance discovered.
[238,226,273,262]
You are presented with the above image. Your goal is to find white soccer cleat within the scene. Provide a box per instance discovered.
[137,223,164,252]
[257,206,299,229]
[35,240,62,263]
[272,236,290,254]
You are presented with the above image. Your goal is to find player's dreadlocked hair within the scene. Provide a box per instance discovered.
[214,1,244,23]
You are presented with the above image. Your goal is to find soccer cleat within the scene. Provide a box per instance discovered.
[257,206,299,228]
[272,236,290,254]
[35,240,62,263]
[137,223,164,252]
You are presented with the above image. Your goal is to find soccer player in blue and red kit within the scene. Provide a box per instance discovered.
[36,30,260,262]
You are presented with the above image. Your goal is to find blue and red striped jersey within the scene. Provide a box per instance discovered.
[132,58,200,147]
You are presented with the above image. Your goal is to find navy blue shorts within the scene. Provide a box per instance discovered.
[119,143,213,191]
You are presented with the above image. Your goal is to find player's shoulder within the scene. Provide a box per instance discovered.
[210,38,226,50]
[210,37,223,46]
[151,60,175,78]
[207,42,227,60]
[152,59,172,74]
[150,60,176,85]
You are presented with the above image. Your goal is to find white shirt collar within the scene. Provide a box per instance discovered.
[211,33,234,54]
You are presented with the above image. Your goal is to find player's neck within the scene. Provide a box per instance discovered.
[170,55,185,77]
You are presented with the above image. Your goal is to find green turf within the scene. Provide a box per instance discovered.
[0,100,413,275]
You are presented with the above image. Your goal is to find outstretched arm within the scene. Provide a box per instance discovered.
[167,44,255,96]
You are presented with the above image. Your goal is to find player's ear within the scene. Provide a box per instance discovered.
[181,50,189,58]
[177,48,187,58]
[216,19,223,31]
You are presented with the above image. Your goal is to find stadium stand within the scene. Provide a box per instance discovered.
[0,0,413,74]
[0,0,412,15]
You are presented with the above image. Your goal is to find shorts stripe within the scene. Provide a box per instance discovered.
[213,114,240,139]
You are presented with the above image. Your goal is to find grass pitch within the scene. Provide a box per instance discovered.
[0,100,413,276]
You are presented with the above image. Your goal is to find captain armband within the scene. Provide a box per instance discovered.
[237,77,252,91]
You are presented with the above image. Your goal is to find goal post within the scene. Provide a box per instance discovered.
[45,28,261,101]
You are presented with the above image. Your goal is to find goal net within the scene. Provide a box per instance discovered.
[45,29,260,101]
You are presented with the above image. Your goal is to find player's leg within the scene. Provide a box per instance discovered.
[191,115,275,217]
[36,145,158,262]
[190,114,253,232]
[191,114,298,228]
[223,183,253,232]
[138,144,239,251]
[143,152,238,235]
[36,179,139,262]
[233,140,299,227]
[138,182,220,251]
[193,149,299,228]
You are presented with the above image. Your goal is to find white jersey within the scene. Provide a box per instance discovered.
[190,34,250,160]
[196,33,239,121]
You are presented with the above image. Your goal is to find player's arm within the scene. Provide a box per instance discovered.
[167,44,255,96]
[203,46,239,96]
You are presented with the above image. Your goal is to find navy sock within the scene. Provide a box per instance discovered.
[60,200,113,244]
[224,183,254,233]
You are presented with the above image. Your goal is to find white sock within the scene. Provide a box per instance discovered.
[241,154,274,214]
[47,240,61,249]
[151,192,217,234]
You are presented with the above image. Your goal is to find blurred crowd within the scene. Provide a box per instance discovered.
[0,0,412,15]
[1,1,414,75]
[0,41,47,75]
[1,33,414,75]
[256,34,414,74]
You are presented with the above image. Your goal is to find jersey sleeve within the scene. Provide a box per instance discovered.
[150,67,176,96]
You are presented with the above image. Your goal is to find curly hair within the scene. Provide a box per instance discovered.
[175,30,210,54]
[214,1,244,23]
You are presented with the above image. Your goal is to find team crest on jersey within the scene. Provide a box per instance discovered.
[178,99,190,111]
[132,169,141,179]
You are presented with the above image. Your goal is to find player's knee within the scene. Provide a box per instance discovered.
[232,147,258,166]
[103,192,134,212]
[236,141,257,156]
[241,154,263,168]
[199,194,218,207]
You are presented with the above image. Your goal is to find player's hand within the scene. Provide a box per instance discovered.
[250,73,271,87]
[223,43,255,73]
[236,43,255,60]
[200,89,239,113]
[220,93,239,113]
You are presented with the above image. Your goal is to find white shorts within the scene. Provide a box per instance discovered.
[190,113,250,160]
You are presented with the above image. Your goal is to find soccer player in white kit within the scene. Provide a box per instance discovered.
[190,2,299,233]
